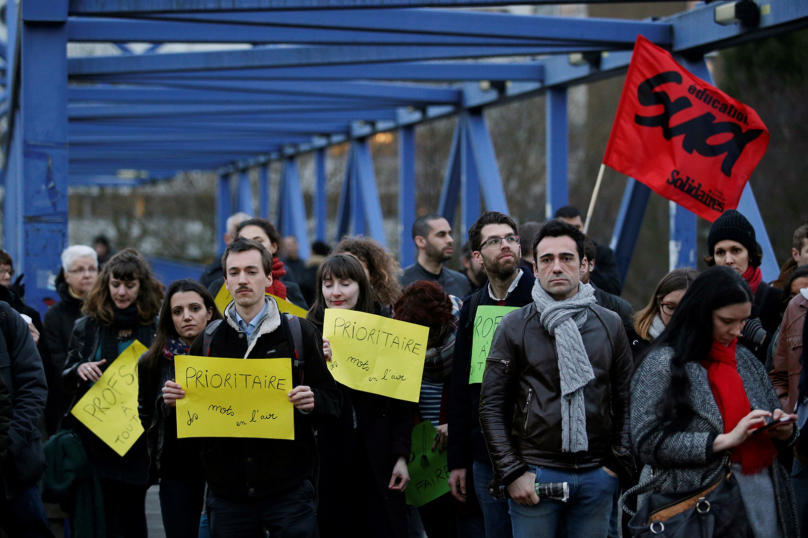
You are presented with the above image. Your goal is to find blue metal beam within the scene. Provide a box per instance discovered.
[398,125,415,267]
[335,147,353,242]
[217,173,231,254]
[314,148,327,241]
[465,109,507,214]
[545,87,568,220]
[609,178,651,285]
[146,9,671,46]
[736,184,780,282]
[438,120,462,225]
[67,44,602,76]
[80,62,544,82]
[353,138,387,248]
[19,3,69,316]
[460,115,480,241]
[277,158,311,260]
[67,0,676,14]
[237,169,253,215]
[259,165,269,220]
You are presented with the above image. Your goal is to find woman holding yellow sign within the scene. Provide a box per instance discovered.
[307,254,413,538]
[63,249,163,538]
[138,279,222,538]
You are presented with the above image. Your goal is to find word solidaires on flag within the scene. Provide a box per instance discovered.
[175,356,295,440]
[323,309,428,402]
[71,341,148,457]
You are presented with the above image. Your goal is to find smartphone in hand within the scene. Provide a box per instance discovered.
[752,416,796,435]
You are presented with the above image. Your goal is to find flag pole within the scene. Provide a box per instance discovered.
[583,163,606,234]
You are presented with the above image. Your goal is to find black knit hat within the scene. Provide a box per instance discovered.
[707,209,756,256]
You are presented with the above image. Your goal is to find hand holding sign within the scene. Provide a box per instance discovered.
[323,309,428,402]
[175,356,295,440]
[71,341,148,457]
[406,421,451,507]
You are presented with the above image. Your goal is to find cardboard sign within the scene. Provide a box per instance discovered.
[323,309,428,402]
[175,355,295,440]
[468,306,519,384]
[70,340,148,457]
[405,421,450,507]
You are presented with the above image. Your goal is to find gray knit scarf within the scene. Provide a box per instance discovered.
[648,315,666,340]
[531,280,597,452]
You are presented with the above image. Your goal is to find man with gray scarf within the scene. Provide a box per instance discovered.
[479,219,633,538]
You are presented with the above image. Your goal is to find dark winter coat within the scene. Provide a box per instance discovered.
[591,281,634,329]
[447,270,536,472]
[626,344,798,538]
[42,273,84,434]
[590,241,623,296]
[479,301,634,485]
[743,280,784,364]
[199,257,224,290]
[0,301,48,499]
[62,316,154,485]
[137,346,203,487]
[311,306,412,538]
[400,262,471,300]
[0,369,11,465]
[189,299,341,498]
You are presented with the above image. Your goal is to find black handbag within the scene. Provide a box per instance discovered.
[626,455,750,537]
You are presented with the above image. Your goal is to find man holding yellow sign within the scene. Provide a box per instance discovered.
[163,238,339,537]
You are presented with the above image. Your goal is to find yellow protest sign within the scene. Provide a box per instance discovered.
[175,355,295,440]
[70,340,148,457]
[215,283,308,318]
[469,306,519,384]
[323,309,428,402]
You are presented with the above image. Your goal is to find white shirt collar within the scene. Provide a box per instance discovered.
[488,269,524,302]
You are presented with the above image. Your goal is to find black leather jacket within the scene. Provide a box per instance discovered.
[479,303,634,486]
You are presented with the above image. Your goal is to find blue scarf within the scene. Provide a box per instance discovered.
[161,336,190,362]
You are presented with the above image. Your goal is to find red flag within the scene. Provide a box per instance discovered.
[603,35,769,222]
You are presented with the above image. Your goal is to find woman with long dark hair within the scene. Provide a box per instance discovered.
[63,248,164,538]
[138,279,222,538]
[626,266,798,537]
[307,254,412,538]
[628,268,699,359]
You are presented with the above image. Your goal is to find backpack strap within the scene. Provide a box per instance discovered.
[286,314,304,369]
[203,319,223,356]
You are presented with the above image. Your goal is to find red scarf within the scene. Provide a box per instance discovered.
[265,256,287,300]
[742,265,762,295]
[700,339,777,475]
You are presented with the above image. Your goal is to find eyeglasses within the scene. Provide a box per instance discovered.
[68,266,99,275]
[0,266,14,278]
[659,302,677,316]
[480,235,520,250]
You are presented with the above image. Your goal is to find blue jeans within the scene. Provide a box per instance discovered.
[0,483,54,538]
[207,480,318,538]
[473,460,513,538]
[792,459,808,537]
[509,465,619,538]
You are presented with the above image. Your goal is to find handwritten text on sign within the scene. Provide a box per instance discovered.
[406,421,450,507]
[323,309,428,402]
[175,356,295,440]
[214,283,308,318]
[469,306,519,384]
[71,340,148,457]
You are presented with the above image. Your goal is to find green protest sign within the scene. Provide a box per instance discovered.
[405,421,450,507]
[468,306,519,384]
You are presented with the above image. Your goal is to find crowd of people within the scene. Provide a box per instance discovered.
[0,206,807,538]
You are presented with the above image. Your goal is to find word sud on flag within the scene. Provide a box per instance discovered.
[603,35,769,222]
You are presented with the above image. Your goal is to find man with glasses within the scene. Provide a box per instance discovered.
[41,246,98,435]
[448,211,536,538]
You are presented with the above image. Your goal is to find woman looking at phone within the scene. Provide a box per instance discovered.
[627,266,798,537]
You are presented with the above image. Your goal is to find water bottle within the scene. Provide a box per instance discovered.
[490,481,569,501]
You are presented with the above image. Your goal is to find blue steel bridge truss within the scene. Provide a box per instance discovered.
[5,0,808,314]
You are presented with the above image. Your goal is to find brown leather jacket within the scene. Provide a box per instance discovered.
[769,293,807,414]
[479,303,634,486]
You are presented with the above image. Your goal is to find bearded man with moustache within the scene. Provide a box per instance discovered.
[447,211,536,538]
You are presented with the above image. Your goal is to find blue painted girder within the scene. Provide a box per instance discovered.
[88,62,544,82]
